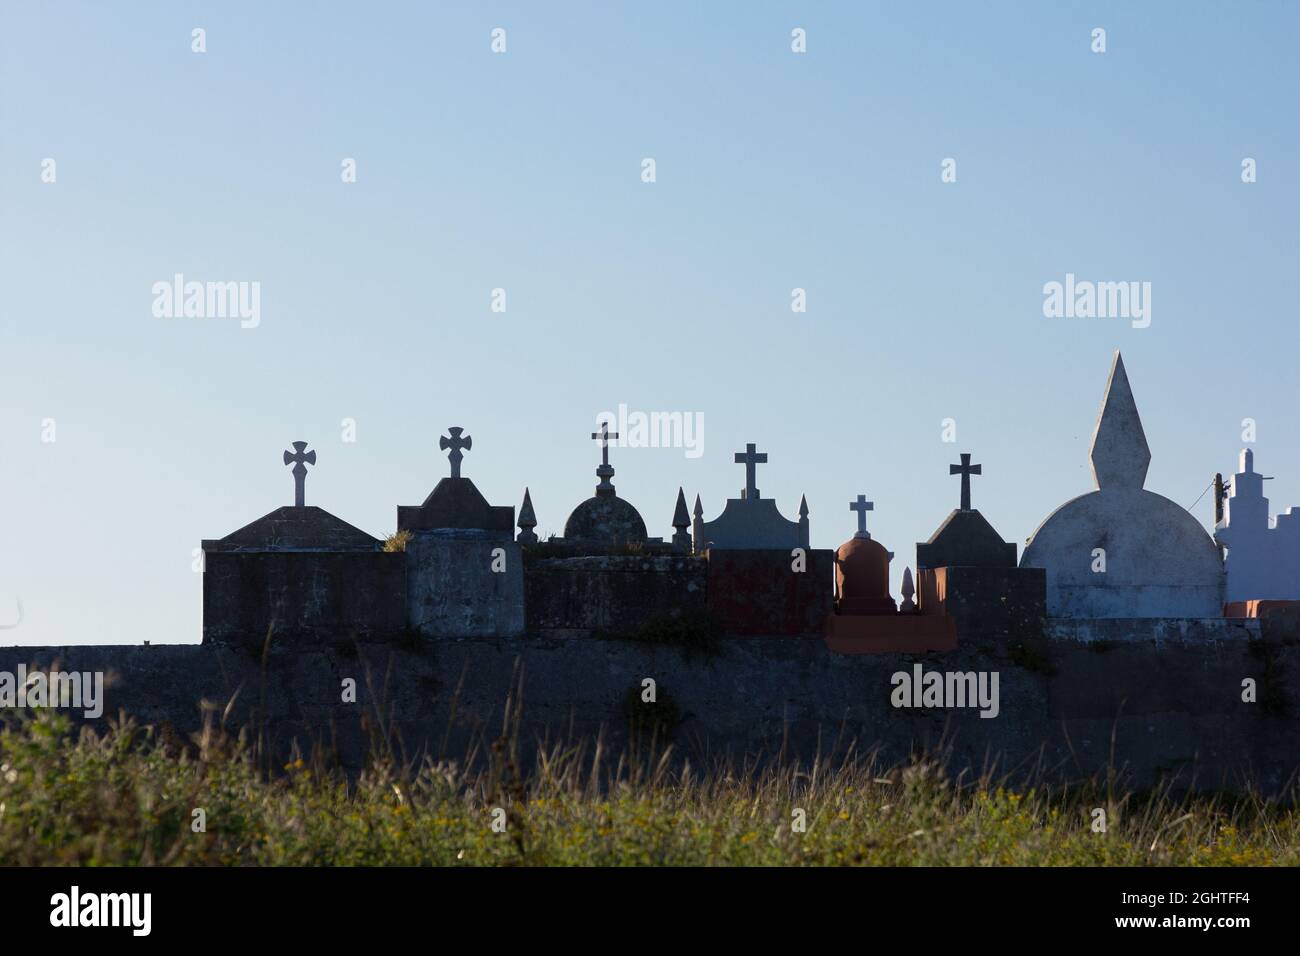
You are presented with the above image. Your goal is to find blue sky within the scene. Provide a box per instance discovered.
[1,1,1297,644]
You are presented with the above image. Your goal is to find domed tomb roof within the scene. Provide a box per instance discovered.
[561,421,649,547]
[564,493,649,545]
[833,494,895,614]
[1020,352,1224,618]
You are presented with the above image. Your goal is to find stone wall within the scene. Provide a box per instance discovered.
[203,552,407,647]
[3,616,1295,795]
[920,566,1046,638]
[705,548,834,635]
[406,531,524,638]
[523,555,707,636]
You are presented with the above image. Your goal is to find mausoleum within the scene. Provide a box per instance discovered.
[913,452,1044,637]
[1021,352,1224,619]
[397,427,525,638]
[202,441,405,646]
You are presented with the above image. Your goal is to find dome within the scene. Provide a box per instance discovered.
[835,536,896,614]
[1020,351,1226,619]
[563,494,648,545]
[1021,488,1223,617]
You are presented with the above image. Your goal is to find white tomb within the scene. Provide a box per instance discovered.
[1020,352,1224,618]
[1215,448,1300,602]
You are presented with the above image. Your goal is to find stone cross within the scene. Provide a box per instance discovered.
[735,443,767,500]
[950,453,982,511]
[282,441,316,507]
[439,427,472,479]
[850,494,874,538]
[592,421,619,492]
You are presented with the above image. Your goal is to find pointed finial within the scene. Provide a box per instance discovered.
[1089,351,1150,491]
[517,487,538,545]
[673,488,690,529]
[672,487,692,551]
[691,493,706,555]
[799,494,809,518]
[900,567,916,612]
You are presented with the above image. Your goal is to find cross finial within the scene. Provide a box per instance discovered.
[439,427,472,478]
[849,493,874,538]
[950,452,982,511]
[591,421,619,494]
[282,441,316,507]
[735,442,767,500]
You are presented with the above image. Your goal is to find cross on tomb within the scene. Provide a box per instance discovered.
[282,441,317,507]
[950,452,982,512]
[592,421,619,492]
[439,427,472,478]
[850,494,874,538]
[735,443,767,500]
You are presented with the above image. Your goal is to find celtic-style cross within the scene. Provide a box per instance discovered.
[440,427,472,478]
[283,441,316,507]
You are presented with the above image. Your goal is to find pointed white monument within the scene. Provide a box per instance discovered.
[1020,352,1224,618]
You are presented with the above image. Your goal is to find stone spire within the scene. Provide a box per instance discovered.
[672,487,692,551]
[517,487,538,545]
[692,494,705,554]
[1089,351,1150,491]
[798,494,810,548]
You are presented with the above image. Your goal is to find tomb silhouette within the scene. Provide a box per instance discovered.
[1021,352,1224,620]
[1216,447,1300,605]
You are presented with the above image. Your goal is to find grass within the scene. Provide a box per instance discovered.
[382,530,413,553]
[1,709,1296,866]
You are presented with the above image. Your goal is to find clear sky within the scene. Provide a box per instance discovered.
[2,1,1297,644]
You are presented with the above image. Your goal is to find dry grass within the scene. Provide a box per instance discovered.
[0,707,1295,866]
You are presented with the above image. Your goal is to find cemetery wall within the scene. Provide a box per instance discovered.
[523,555,707,636]
[705,549,835,635]
[202,552,407,647]
[2,619,1296,795]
